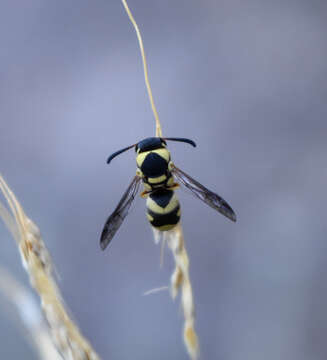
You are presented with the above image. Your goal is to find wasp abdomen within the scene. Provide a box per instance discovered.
[146,189,180,231]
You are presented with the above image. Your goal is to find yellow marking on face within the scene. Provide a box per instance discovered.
[148,175,167,184]
[177,208,181,217]
[146,194,179,214]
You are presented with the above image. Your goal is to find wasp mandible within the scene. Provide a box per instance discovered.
[100,136,236,250]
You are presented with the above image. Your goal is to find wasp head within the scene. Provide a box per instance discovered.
[107,136,195,164]
[135,137,167,153]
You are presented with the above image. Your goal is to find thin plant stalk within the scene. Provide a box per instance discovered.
[121,1,199,358]
[121,0,163,137]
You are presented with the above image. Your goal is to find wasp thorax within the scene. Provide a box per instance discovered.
[135,137,171,189]
[146,188,181,231]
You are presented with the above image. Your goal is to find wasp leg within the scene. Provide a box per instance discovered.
[140,190,150,198]
[167,182,180,191]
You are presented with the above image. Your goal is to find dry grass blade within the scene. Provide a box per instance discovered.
[153,225,199,360]
[0,266,62,360]
[0,174,100,360]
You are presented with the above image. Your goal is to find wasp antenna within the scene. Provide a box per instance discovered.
[107,144,135,164]
[164,137,196,147]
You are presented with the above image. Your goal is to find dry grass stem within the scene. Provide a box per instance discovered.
[121,0,163,137]
[153,225,199,360]
[0,174,100,360]
[143,286,169,296]
[121,1,199,357]
[0,267,62,360]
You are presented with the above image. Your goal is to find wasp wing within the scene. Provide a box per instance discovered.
[171,164,236,222]
[100,175,142,250]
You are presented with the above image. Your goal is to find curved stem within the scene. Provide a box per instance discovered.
[121,0,163,137]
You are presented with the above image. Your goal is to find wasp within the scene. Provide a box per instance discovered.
[100,136,236,250]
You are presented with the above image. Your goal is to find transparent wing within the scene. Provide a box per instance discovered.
[100,175,142,250]
[171,164,236,222]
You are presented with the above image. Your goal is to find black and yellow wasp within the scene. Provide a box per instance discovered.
[100,137,236,250]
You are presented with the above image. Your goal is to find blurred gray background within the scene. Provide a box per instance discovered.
[0,0,327,359]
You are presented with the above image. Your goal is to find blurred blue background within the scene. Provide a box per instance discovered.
[0,0,327,359]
